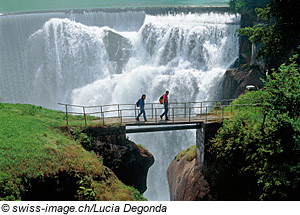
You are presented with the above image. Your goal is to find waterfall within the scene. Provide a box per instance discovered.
[0,10,240,200]
[0,11,145,107]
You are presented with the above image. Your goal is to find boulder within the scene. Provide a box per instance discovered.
[92,139,154,194]
[222,66,265,99]
[167,155,211,201]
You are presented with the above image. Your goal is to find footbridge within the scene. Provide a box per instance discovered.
[58,98,259,132]
[58,99,260,163]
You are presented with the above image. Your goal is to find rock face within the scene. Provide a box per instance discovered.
[83,126,154,194]
[92,139,154,194]
[222,66,265,99]
[103,30,132,74]
[167,156,211,201]
[224,13,266,99]
[86,126,127,146]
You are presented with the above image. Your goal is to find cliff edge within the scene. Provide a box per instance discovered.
[167,146,211,201]
[84,126,154,194]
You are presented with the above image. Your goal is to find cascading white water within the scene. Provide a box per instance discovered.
[70,13,240,200]
[0,10,240,200]
[0,11,145,107]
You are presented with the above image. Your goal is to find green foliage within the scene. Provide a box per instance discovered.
[264,55,300,118]
[213,91,264,122]
[0,173,19,201]
[207,55,300,200]
[214,102,221,111]
[125,186,147,201]
[69,127,95,151]
[229,0,272,16]
[238,0,300,68]
[76,174,96,201]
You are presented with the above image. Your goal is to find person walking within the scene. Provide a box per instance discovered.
[160,91,169,121]
[136,94,147,121]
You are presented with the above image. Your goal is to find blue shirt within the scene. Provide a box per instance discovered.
[139,99,145,109]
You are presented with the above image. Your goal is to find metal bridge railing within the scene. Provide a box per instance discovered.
[57,98,260,127]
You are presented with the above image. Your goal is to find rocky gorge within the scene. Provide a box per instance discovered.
[82,126,154,194]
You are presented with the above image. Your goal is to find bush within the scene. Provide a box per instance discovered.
[206,55,300,200]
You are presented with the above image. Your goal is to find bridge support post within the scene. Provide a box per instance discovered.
[196,123,205,164]
[196,122,223,165]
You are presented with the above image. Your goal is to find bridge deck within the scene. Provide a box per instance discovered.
[92,114,223,126]
[124,115,221,126]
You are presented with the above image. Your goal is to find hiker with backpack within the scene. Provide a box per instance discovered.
[160,91,169,121]
[136,94,147,122]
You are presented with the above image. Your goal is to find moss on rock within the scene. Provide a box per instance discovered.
[175,145,197,162]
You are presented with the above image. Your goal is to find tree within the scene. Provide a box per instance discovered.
[229,0,272,16]
[238,0,300,68]
[228,0,272,65]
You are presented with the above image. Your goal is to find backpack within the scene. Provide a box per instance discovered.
[159,95,164,104]
[136,99,141,107]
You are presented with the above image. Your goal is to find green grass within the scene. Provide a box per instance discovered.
[176,145,197,162]
[0,103,141,200]
[211,91,264,121]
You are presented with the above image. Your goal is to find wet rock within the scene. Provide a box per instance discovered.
[103,30,132,74]
[167,156,211,201]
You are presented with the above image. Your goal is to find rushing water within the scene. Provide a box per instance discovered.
[0,9,240,200]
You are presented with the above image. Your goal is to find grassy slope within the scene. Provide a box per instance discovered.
[0,103,138,200]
